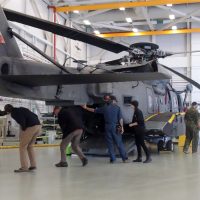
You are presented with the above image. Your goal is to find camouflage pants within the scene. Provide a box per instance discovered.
[183,125,199,153]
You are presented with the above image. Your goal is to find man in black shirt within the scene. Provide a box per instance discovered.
[4,104,41,172]
[53,106,88,167]
[129,101,152,163]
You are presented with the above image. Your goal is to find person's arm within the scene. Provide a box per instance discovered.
[82,105,95,113]
[118,108,124,134]
[0,110,7,116]
[129,110,138,127]
[129,122,138,127]
[119,118,124,134]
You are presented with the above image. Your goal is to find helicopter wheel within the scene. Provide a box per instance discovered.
[166,140,174,152]
[157,140,164,154]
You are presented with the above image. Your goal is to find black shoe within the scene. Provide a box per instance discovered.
[123,157,129,163]
[143,157,152,163]
[81,158,88,167]
[110,159,116,164]
[55,162,68,167]
[14,168,30,173]
[133,158,142,162]
[29,166,37,170]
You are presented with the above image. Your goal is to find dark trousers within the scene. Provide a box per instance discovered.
[134,127,150,159]
[183,125,199,153]
[105,124,127,161]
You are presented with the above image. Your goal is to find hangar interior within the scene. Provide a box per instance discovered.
[0,0,200,200]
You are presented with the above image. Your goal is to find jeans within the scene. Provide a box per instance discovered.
[105,124,127,161]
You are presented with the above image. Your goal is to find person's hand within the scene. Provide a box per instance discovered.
[81,104,87,109]
[129,123,134,127]
[121,127,124,134]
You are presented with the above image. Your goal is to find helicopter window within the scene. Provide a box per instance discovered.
[123,96,132,105]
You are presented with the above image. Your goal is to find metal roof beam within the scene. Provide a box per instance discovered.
[158,5,200,22]
[73,9,110,22]
[54,0,200,12]
[141,7,154,30]
[75,21,132,31]
[160,8,200,30]
[98,28,200,38]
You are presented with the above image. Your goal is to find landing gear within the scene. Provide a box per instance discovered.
[157,138,174,153]
[145,134,174,154]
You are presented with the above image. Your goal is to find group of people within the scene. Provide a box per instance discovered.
[82,95,151,164]
[1,98,199,173]
[0,95,152,172]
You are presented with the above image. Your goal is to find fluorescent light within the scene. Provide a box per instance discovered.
[94,30,100,34]
[126,17,132,23]
[132,28,138,33]
[73,10,79,14]
[167,4,173,7]
[172,26,177,30]
[119,7,125,11]
[83,20,91,25]
[169,14,175,20]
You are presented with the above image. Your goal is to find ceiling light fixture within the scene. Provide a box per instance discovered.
[94,30,100,35]
[119,7,125,11]
[169,14,175,20]
[83,20,91,25]
[126,17,132,23]
[132,28,138,33]
[73,10,79,14]
[172,25,177,30]
[167,4,173,7]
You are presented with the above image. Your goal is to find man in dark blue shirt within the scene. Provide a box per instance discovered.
[83,95,127,163]
[4,104,41,172]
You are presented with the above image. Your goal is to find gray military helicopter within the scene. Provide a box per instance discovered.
[1,7,200,154]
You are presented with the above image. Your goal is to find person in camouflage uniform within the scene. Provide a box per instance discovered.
[183,102,200,154]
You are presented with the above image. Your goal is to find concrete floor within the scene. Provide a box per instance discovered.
[0,147,200,200]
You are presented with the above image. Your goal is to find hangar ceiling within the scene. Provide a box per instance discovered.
[47,0,200,36]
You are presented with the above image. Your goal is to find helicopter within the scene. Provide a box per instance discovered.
[1,7,200,154]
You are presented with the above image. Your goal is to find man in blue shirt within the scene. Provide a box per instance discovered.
[83,95,127,163]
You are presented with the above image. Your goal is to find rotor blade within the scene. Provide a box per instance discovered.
[11,30,70,74]
[3,8,130,53]
[164,50,200,57]
[160,64,200,90]
[1,72,170,87]
[170,50,200,55]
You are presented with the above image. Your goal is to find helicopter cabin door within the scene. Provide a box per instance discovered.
[146,87,154,114]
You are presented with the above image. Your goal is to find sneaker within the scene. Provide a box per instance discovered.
[123,158,129,163]
[29,167,37,171]
[133,158,142,162]
[81,158,88,167]
[55,162,68,167]
[14,168,30,173]
[183,150,190,154]
[143,157,152,163]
